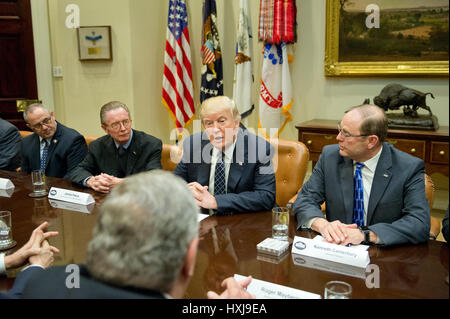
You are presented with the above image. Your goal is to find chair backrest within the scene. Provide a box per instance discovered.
[161,144,182,171]
[84,136,99,148]
[271,138,309,207]
[19,130,33,138]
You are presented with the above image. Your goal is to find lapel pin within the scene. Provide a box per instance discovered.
[383,174,389,178]
[53,139,58,144]
[133,151,137,156]
[238,162,243,166]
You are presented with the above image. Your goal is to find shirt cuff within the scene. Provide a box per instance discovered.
[83,176,93,187]
[0,253,5,275]
[302,217,319,229]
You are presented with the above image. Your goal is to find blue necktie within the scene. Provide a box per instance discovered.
[40,140,49,171]
[352,162,365,227]
[214,152,226,196]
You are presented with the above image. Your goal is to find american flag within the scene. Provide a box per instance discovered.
[162,0,195,137]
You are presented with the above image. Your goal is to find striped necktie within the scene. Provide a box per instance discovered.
[352,162,365,227]
[40,139,49,171]
[214,152,226,196]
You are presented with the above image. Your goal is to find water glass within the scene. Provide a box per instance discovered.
[0,211,15,250]
[31,170,47,196]
[272,207,289,241]
[324,281,352,299]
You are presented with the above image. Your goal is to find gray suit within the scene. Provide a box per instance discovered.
[293,143,430,246]
[0,118,21,171]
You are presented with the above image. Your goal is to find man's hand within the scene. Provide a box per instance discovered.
[28,240,56,268]
[188,182,218,210]
[312,219,358,245]
[206,276,255,299]
[4,221,59,269]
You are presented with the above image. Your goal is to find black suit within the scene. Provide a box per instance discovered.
[19,265,166,299]
[0,118,21,171]
[69,129,162,185]
[174,129,276,215]
[20,122,88,178]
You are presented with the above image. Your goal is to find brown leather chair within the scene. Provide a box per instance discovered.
[270,138,309,207]
[84,136,99,148]
[161,144,182,171]
[19,130,33,138]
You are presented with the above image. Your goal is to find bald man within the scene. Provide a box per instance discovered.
[293,105,430,246]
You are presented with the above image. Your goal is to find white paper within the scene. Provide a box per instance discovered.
[47,187,95,205]
[313,235,369,251]
[0,178,14,190]
[291,236,370,268]
[197,214,209,223]
[234,274,321,299]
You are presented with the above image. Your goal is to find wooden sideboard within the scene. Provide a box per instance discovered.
[296,119,449,177]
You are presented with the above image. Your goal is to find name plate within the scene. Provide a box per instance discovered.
[0,178,14,190]
[234,274,321,299]
[291,236,370,268]
[48,187,95,205]
[48,199,95,214]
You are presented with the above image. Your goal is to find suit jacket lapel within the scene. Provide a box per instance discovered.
[227,130,245,192]
[126,130,138,175]
[197,133,212,186]
[46,122,62,168]
[339,156,354,224]
[30,134,41,170]
[367,145,392,225]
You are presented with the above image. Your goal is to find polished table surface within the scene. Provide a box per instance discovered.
[1,170,448,299]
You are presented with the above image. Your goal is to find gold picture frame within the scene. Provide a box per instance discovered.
[325,0,449,77]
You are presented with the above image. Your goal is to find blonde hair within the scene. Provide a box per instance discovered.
[199,96,241,122]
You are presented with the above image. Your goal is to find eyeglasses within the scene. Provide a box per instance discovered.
[337,124,370,139]
[109,119,131,131]
[30,117,52,130]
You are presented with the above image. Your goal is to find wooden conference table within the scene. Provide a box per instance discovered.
[0,170,448,299]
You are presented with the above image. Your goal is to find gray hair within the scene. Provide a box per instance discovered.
[86,170,199,292]
[100,101,131,125]
[23,103,50,123]
[199,96,241,122]
[346,104,388,143]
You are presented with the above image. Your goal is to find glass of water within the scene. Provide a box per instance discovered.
[30,170,47,197]
[0,211,16,250]
[272,207,289,241]
[324,281,352,299]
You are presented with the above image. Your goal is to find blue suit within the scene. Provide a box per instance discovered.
[20,122,88,179]
[0,266,44,299]
[293,142,430,246]
[0,118,21,171]
[174,129,276,215]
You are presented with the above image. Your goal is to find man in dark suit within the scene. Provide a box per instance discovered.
[174,96,276,215]
[293,104,430,246]
[20,171,254,299]
[20,104,88,179]
[0,222,58,299]
[0,118,21,171]
[69,101,162,193]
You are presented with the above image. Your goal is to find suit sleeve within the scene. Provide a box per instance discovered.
[63,135,88,179]
[20,139,32,174]
[5,266,44,299]
[69,146,101,185]
[293,151,327,229]
[0,127,21,171]
[144,138,162,171]
[369,161,430,246]
[442,208,449,243]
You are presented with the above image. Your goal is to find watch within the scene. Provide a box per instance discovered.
[359,226,371,245]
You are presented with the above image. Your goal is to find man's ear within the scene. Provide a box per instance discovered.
[183,237,199,278]
[368,135,379,149]
[101,124,108,134]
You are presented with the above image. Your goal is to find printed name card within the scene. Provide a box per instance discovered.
[234,274,321,299]
[291,236,370,269]
[48,187,95,205]
[48,199,95,214]
[0,178,14,190]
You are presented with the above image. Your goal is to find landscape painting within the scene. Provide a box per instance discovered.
[325,0,449,76]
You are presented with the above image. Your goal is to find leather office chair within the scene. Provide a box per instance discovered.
[84,136,99,148]
[19,130,33,138]
[270,138,309,207]
[161,144,182,171]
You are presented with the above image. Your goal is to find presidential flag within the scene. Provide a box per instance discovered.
[233,0,254,122]
[162,0,195,137]
[258,43,293,138]
[200,0,223,103]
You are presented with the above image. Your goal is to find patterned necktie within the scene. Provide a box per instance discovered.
[214,152,226,196]
[40,139,49,171]
[352,162,365,227]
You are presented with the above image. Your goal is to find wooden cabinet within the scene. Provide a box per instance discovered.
[296,119,449,177]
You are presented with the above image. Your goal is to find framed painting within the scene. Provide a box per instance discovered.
[77,26,112,61]
[325,0,449,76]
